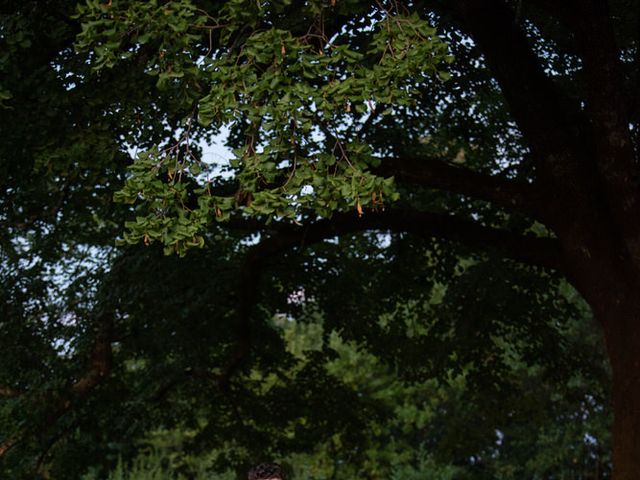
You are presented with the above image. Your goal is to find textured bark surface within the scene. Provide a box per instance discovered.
[597,297,640,480]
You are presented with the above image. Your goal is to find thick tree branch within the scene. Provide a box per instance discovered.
[566,1,640,266]
[375,156,543,217]
[301,210,563,271]
[223,209,564,386]
[445,0,588,160]
[69,314,113,398]
[630,12,640,120]
[438,0,622,249]
[432,0,640,284]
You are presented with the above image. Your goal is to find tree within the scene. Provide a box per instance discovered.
[0,0,636,478]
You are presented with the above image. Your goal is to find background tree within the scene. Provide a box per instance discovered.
[0,0,634,478]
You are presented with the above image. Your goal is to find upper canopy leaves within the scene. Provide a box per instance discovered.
[75,0,452,255]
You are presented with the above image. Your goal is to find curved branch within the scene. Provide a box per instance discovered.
[375,156,543,217]
[223,209,564,385]
[296,210,563,271]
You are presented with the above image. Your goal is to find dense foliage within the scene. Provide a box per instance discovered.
[3,0,636,478]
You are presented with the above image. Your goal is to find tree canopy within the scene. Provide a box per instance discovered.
[2,0,639,478]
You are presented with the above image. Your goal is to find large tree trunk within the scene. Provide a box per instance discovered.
[611,360,640,480]
[574,260,640,480]
[439,1,640,475]
[556,212,640,480]
[598,297,640,480]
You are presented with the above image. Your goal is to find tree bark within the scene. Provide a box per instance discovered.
[597,295,640,480]
[555,217,640,480]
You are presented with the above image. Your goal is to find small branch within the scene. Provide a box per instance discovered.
[35,419,81,476]
[358,105,383,137]
[70,314,113,398]
[0,385,23,397]
[0,434,21,458]
[11,181,70,232]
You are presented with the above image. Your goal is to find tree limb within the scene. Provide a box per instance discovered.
[299,210,563,271]
[0,385,23,397]
[69,314,113,398]
[0,434,20,458]
[0,313,113,462]
[375,156,543,217]
[565,1,640,266]
[434,0,639,279]
[222,208,564,386]
[445,0,588,160]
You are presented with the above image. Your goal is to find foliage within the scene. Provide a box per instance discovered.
[2,0,630,478]
[87,265,611,479]
[74,0,452,254]
[80,427,236,480]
